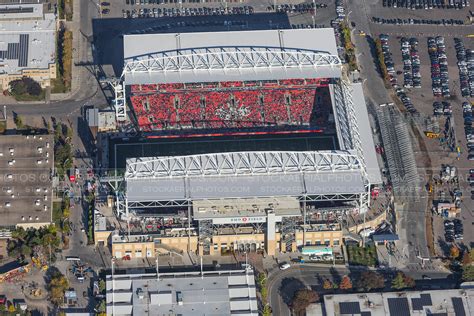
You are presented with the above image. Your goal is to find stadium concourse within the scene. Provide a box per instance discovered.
[98,28,382,258]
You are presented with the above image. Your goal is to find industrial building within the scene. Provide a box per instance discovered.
[101,28,381,258]
[0,3,56,90]
[0,135,53,229]
[105,268,258,316]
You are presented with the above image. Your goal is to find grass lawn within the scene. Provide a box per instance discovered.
[12,90,45,102]
[347,244,378,267]
[53,201,62,226]
[51,78,68,94]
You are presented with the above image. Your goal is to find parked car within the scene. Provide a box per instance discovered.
[279,262,291,270]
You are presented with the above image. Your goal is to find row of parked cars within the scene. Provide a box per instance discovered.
[383,0,470,9]
[444,219,463,243]
[428,36,451,97]
[433,101,452,116]
[401,37,421,88]
[454,38,474,98]
[379,34,397,86]
[397,88,417,114]
[372,17,464,25]
[124,4,254,17]
[463,102,474,161]
[271,3,323,13]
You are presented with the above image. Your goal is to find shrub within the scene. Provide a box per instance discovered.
[9,77,44,101]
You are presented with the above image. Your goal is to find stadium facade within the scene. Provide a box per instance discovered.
[104,28,381,257]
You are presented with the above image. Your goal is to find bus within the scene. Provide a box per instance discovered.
[66,256,81,261]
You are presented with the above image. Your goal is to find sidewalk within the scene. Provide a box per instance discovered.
[51,0,95,103]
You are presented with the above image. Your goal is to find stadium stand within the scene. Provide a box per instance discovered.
[129,79,331,131]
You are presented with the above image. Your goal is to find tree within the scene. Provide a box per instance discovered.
[462,249,474,266]
[96,300,106,313]
[257,273,266,288]
[323,279,333,290]
[462,265,474,282]
[48,271,69,305]
[8,303,16,313]
[99,279,106,293]
[291,289,319,315]
[450,245,460,259]
[14,114,24,129]
[66,126,73,140]
[356,271,385,291]
[262,304,271,316]
[392,272,414,290]
[9,77,42,97]
[20,244,32,257]
[339,275,353,290]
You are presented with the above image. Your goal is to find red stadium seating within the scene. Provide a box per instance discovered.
[130,79,330,131]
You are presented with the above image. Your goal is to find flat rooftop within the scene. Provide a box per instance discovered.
[0,4,43,20]
[323,289,474,316]
[106,270,258,316]
[193,197,301,221]
[0,135,53,227]
[123,28,341,84]
[0,4,55,74]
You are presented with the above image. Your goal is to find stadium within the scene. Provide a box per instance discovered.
[104,28,381,257]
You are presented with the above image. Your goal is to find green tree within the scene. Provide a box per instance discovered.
[262,304,271,316]
[357,271,385,291]
[392,272,415,290]
[261,286,268,301]
[462,265,474,281]
[291,289,319,315]
[13,114,24,129]
[12,227,27,241]
[55,123,62,142]
[257,273,266,288]
[20,244,32,257]
[98,279,106,293]
[66,126,73,140]
[96,300,106,313]
[48,271,69,305]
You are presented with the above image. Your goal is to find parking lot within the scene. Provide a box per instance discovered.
[359,0,474,251]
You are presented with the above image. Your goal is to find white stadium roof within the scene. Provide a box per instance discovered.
[125,151,366,204]
[122,29,342,84]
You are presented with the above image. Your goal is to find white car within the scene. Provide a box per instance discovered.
[279,263,291,270]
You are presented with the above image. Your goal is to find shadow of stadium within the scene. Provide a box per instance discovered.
[91,13,291,77]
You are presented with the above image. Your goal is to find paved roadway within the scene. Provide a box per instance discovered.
[345,0,432,265]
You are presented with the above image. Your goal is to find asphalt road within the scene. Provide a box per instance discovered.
[346,0,434,265]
